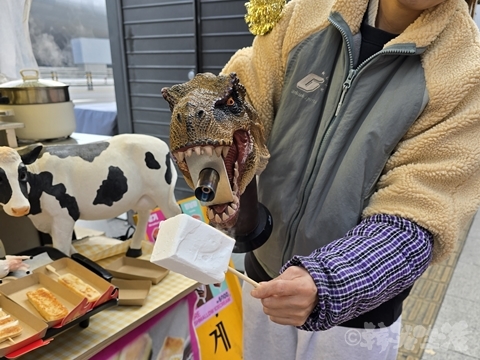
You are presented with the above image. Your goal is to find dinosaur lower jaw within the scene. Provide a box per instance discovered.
[174,149,243,228]
[172,131,252,229]
[206,161,241,227]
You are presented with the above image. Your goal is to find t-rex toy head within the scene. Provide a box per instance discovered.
[162,72,270,229]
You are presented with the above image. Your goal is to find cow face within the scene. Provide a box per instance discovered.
[0,146,42,217]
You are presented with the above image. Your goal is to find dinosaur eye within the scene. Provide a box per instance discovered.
[226,97,235,106]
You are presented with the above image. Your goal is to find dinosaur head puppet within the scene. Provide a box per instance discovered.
[162,72,270,229]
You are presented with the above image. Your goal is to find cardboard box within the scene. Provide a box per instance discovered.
[133,208,166,243]
[178,196,209,224]
[133,196,210,243]
[0,273,89,328]
[33,258,118,311]
[105,257,169,285]
[111,278,151,306]
[146,208,167,243]
[0,295,48,358]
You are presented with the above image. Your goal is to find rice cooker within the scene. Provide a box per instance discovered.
[0,69,76,142]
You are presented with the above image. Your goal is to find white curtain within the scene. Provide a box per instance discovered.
[0,0,38,82]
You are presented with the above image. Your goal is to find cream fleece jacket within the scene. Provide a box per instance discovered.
[222,0,480,263]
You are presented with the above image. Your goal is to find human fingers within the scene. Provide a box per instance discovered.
[250,266,318,324]
[16,264,30,271]
[261,296,315,326]
[251,266,317,299]
[266,313,307,327]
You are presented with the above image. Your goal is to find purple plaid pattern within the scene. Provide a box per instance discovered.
[282,214,433,331]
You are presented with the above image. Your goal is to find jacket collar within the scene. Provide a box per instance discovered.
[330,0,464,48]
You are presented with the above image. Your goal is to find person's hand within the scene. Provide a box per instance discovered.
[0,255,30,278]
[250,266,318,326]
[5,255,30,272]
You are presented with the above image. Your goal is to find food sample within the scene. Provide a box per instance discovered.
[26,287,69,321]
[0,309,22,343]
[0,320,22,343]
[57,273,101,302]
[118,333,152,360]
[156,337,184,360]
[151,214,235,284]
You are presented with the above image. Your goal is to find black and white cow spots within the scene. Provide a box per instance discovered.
[42,142,110,162]
[0,168,14,206]
[28,171,80,219]
[93,166,128,207]
[145,151,161,170]
[165,153,174,185]
[0,134,182,256]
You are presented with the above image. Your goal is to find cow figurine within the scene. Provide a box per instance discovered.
[0,134,182,257]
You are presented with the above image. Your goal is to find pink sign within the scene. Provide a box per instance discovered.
[145,208,166,242]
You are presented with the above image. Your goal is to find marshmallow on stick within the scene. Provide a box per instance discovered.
[151,214,258,287]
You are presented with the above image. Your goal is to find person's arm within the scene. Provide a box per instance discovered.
[251,214,433,330]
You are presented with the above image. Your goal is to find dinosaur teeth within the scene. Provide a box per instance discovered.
[174,152,185,162]
[214,147,223,157]
[222,146,230,158]
[207,208,215,220]
[194,146,201,156]
[227,206,235,215]
[222,213,229,221]
[230,202,238,210]
[215,214,222,223]
[234,162,239,179]
[186,148,193,157]
[204,146,213,156]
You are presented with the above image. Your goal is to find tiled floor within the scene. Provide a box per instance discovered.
[420,211,480,360]
[396,210,476,360]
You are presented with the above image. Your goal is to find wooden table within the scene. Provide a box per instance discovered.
[0,121,24,147]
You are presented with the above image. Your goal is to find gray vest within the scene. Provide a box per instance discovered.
[255,12,428,277]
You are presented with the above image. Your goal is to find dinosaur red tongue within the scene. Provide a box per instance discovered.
[212,204,228,213]
[233,130,249,163]
[223,144,237,183]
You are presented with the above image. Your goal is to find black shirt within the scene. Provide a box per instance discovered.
[358,21,398,64]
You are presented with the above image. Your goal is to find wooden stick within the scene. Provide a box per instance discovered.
[8,337,15,344]
[227,266,259,288]
[46,265,60,277]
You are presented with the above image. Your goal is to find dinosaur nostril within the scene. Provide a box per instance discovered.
[197,110,204,119]
[177,113,181,122]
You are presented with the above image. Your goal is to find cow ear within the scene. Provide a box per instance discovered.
[19,145,43,165]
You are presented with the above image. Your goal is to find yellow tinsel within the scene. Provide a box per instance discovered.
[245,0,286,36]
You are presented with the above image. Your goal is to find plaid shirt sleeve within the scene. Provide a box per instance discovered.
[281,214,433,331]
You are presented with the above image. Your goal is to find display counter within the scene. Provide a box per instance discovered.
[18,271,197,360]
[6,236,198,360]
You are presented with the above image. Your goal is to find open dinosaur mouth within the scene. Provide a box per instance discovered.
[172,129,252,227]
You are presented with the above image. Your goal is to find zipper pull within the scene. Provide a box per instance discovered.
[335,69,356,117]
